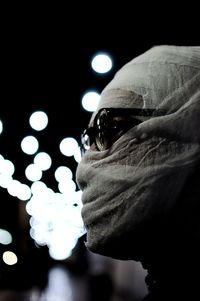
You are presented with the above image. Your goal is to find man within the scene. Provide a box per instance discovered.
[76,45,200,300]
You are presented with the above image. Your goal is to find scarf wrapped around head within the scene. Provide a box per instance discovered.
[76,45,200,260]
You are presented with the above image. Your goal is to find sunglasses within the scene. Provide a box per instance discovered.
[80,107,159,155]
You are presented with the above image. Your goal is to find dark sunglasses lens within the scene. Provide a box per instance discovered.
[95,109,110,151]
[95,131,110,151]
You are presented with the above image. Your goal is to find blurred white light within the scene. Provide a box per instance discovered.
[53,193,68,206]
[59,137,79,157]
[81,91,100,112]
[91,53,112,73]
[29,228,47,246]
[58,179,76,195]
[25,200,36,216]
[0,119,3,134]
[0,174,12,189]
[17,184,32,201]
[48,232,78,260]
[73,147,81,163]
[3,251,18,265]
[31,181,47,195]
[7,179,21,197]
[21,136,39,155]
[0,229,12,245]
[25,164,43,182]
[34,152,52,171]
[62,204,85,228]
[0,159,15,176]
[43,266,72,300]
[29,224,48,246]
[54,166,73,182]
[74,190,84,208]
[29,111,48,131]
[49,245,73,261]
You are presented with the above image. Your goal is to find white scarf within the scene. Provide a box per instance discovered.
[76,45,200,260]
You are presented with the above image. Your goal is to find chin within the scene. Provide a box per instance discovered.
[84,224,142,261]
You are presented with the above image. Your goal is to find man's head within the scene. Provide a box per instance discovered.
[76,45,200,260]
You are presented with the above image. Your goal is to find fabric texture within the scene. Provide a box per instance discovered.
[76,45,200,260]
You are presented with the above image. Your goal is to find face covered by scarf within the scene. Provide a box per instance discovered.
[76,45,200,260]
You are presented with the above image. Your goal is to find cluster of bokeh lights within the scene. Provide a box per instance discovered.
[0,51,114,264]
[0,110,85,262]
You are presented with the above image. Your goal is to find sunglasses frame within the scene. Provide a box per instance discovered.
[80,107,161,155]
